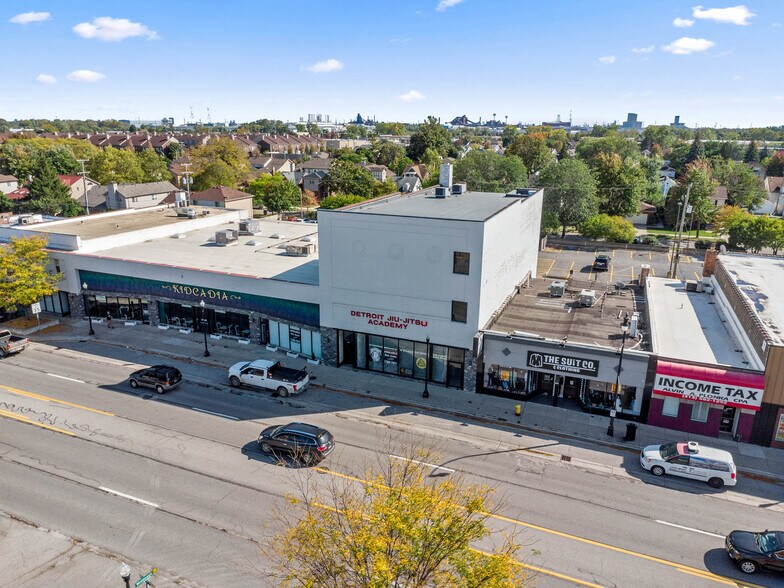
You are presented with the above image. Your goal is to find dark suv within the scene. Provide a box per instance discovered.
[593,254,611,271]
[128,365,183,394]
[257,422,335,466]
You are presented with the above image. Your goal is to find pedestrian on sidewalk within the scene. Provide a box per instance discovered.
[106,312,114,329]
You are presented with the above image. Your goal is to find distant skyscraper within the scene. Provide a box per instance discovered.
[620,113,643,131]
[670,115,687,129]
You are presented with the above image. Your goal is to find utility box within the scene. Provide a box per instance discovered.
[176,207,197,219]
[549,280,566,297]
[238,219,260,235]
[579,289,596,307]
[286,242,317,257]
[215,229,239,246]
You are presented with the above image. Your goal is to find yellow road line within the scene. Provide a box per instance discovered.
[471,547,604,588]
[0,408,75,436]
[694,271,701,281]
[0,385,114,416]
[677,568,745,586]
[313,467,759,587]
[545,258,556,277]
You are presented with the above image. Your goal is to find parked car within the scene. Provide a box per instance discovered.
[257,422,335,465]
[228,359,309,397]
[0,329,29,357]
[640,441,736,488]
[725,530,784,575]
[128,365,183,394]
[592,254,611,271]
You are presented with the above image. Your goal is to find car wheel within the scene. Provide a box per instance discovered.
[277,386,289,398]
[155,384,165,394]
[129,379,139,388]
[259,441,273,454]
[738,560,758,574]
[651,465,665,477]
[708,477,724,489]
[0,348,7,358]
[229,376,241,387]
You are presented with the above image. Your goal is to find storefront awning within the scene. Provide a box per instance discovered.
[654,360,765,410]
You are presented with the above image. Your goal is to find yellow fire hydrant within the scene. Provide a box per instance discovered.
[515,404,522,417]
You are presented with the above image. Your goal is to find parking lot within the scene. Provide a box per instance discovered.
[537,244,704,284]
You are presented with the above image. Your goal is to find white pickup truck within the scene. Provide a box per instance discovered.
[228,359,309,397]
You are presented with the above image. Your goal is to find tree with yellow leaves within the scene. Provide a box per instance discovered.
[265,443,530,588]
[0,236,61,314]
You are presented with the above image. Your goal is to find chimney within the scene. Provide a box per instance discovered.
[439,163,453,188]
[638,264,650,287]
[108,182,118,209]
[703,248,719,277]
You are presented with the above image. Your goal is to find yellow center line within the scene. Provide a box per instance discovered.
[471,547,604,588]
[313,467,761,587]
[0,385,114,416]
[0,408,75,436]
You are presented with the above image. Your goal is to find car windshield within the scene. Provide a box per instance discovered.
[659,443,679,460]
[756,532,782,553]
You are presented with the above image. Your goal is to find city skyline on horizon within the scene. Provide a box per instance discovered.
[2,1,782,128]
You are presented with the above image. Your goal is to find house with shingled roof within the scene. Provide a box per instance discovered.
[190,186,254,215]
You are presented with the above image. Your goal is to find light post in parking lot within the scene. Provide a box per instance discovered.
[199,300,210,357]
[81,282,95,335]
[607,313,630,437]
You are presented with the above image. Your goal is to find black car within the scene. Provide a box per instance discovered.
[725,530,784,575]
[128,365,183,394]
[257,422,335,466]
[592,254,611,271]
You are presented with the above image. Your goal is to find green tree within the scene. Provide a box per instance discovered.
[192,160,239,191]
[665,161,718,236]
[375,122,407,135]
[536,159,599,237]
[642,126,675,153]
[19,159,83,216]
[743,140,759,163]
[373,141,407,168]
[191,136,250,185]
[684,133,705,166]
[265,444,527,588]
[0,140,41,179]
[322,159,376,198]
[0,236,62,315]
[592,153,646,217]
[43,145,79,175]
[88,148,145,184]
[407,116,452,161]
[577,214,636,242]
[164,141,185,162]
[501,125,518,147]
[373,179,399,197]
[505,133,553,174]
[138,150,170,182]
[319,194,367,209]
[247,174,300,217]
[728,216,781,253]
[640,156,665,208]
[453,151,528,193]
[0,192,13,212]
[576,133,639,168]
[712,160,765,209]
[765,151,784,176]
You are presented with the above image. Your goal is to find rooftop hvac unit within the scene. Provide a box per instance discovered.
[629,312,640,337]
[684,280,702,292]
[451,182,467,195]
[434,186,450,198]
[286,243,317,257]
[215,229,239,246]
[578,289,596,307]
[238,219,260,235]
[549,280,566,297]
[176,207,197,219]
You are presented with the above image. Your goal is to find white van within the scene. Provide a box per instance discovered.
[640,441,737,489]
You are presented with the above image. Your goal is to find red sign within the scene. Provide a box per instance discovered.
[350,309,428,330]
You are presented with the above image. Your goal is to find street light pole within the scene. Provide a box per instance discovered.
[82,282,94,335]
[77,159,89,215]
[199,300,210,357]
[422,336,430,398]
[607,314,630,437]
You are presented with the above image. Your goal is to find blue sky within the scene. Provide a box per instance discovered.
[2,1,782,127]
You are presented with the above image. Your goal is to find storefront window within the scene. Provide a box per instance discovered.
[399,340,414,377]
[86,295,147,323]
[662,396,680,417]
[431,344,448,383]
[368,335,383,371]
[485,365,528,394]
[269,320,280,346]
[289,326,302,353]
[267,320,320,358]
[356,333,367,368]
[40,291,70,316]
[691,402,709,422]
[383,338,399,374]
[413,341,428,379]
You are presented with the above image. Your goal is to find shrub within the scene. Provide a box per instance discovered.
[578,214,635,243]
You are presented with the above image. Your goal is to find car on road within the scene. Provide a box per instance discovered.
[592,254,611,271]
[228,359,309,397]
[257,422,335,466]
[0,329,29,357]
[640,441,736,488]
[725,530,784,575]
[128,365,183,394]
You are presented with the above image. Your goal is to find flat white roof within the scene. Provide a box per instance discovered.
[647,278,752,368]
[718,254,784,345]
[87,218,320,285]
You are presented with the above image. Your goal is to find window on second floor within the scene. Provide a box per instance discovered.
[453,251,470,275]
[451,300,468,323]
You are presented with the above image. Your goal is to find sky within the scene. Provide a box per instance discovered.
[2,1,782,127]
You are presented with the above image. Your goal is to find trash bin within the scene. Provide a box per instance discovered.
[624,423,638,441]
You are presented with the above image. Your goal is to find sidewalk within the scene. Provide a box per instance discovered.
[31,317,784,483]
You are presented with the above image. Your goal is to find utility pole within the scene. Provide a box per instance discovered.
[671,183,692,280]
[182,163,193,205]
[77,159,89,215]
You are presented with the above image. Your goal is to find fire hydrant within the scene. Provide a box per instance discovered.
[515,404,522,417]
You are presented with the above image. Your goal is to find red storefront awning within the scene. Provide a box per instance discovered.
[654,360,765,410]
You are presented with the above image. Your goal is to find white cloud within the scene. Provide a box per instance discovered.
[399,90,425,102]
[66,69,106,82]
[775,96,784,101]
[35,74,57,85]
[662,37,715,55]
[302,58,344,73]
[692,5,755,26]
[72,16,158,41]
[598,55,617,64]
[9,11,50,24]
[632,45,655,53]
[673,17,695,27]
[437,0,465,11]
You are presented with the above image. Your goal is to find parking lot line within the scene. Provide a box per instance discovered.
[651,267,656,277]
[609,265,614,281]
[694,271,701,281]
[629,250,633,259]
[648,252,652,260]
[546,258,556,276]
[631,267,635,281]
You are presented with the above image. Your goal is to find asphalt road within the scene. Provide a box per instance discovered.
[1,343,783,587]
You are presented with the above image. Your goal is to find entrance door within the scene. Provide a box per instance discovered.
[341,332,356,367]
[720,406,736,434]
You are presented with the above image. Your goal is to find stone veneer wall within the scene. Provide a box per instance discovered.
[320,327,339,367]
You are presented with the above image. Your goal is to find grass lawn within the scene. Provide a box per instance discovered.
[645,228,718,238]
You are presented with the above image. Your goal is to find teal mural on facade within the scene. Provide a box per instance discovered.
[79,270,320,327]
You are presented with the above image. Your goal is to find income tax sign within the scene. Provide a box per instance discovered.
[654,372,763,410]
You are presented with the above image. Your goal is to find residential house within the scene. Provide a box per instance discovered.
[59,175,98,203]
[105,181,179,210]
[5,187,29,201]
[397,175,422,193]
[174,134,211,149]
[403,164,428,182]
[711,186,729,208]
[626,202,657,227]
[660,165,676,179]
[361,163,393,183]
[659,175,677,196]
[302,171,328,197]
[169,155,192,188]
[0,174,18,195]
[190,185,254,215]
[231,135,260,157]
[754,177,784,216]
[83,185,109,213]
